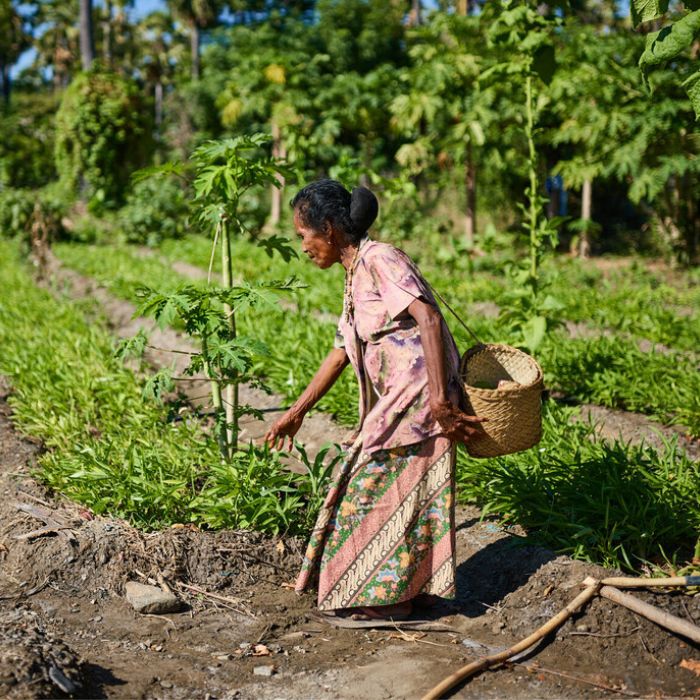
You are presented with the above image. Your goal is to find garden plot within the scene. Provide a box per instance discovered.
[1,382,700,700]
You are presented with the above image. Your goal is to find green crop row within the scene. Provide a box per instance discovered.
[0,241,331,534]
[55,240,700,437]
[9,238,700,571]
[456,402,700,570]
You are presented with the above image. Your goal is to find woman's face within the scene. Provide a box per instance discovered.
[294,209,340,269]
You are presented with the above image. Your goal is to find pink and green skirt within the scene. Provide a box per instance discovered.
[296,435,456,611]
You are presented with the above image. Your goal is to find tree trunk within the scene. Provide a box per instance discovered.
[155,80,163,127]
[80,0,95,71]
[409,0,421,26]
[578,179,592,259]
[269,121,283,227]
[0,62,10,104]
[102,0,112,65]
[464,143,476,245]
[190,22,200,80]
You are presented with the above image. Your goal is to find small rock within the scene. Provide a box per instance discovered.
[214,654,233,661]
[239,642,252,650]
[160,680,173,689]
[279,632,308,643]
[576,624,590,632]
[49,667,76,694]
[253,665,275,677]
[125,581,180,615]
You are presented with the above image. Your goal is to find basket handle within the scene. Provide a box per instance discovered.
[427,282,483,346]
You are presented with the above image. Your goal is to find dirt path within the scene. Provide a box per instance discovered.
[1,376,700,700]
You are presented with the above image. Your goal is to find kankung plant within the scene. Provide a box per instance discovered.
[480,1,567,353]
[119,135,301,460]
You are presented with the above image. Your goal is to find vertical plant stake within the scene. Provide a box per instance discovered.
[121,135,299,460]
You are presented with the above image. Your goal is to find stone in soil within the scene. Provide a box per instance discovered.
[124,581,180,614]
[253,665,275,677]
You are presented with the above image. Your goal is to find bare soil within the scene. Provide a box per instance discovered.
[2,373,700,700]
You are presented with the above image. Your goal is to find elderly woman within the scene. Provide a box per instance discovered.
[264,180,484,621]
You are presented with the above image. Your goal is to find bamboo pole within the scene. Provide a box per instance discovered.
[597,585,700,645]
[220,218,238,454]
[599,576,700,589]
[421,580,602,700]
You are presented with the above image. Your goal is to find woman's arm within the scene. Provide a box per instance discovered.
[408,298,486,444]
[264,347,350,451]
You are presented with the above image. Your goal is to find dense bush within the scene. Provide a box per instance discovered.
[118,178,190,246]
[54,67,154,206]
[0,94,58,189]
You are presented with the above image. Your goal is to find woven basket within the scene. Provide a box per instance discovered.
[459,344,544,459]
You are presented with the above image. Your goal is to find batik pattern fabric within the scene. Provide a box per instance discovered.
[333,238,462,455]
[296,435,456,611]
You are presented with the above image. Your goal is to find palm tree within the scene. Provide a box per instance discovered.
[32,0,80,88]
[135,10,185,128]
[166,0,219,79]
[0,0,31,102]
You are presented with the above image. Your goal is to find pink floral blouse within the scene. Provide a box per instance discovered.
[335,238,462,454]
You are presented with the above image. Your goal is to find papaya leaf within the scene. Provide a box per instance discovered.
[630,0,669,28]
[639,9,700,89]
[683,70,700,119]
[533,44,556,85]
[131,161,187,185]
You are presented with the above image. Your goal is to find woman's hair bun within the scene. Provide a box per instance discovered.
[350,186,379,235]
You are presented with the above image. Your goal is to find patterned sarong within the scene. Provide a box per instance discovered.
[296,435,456,611]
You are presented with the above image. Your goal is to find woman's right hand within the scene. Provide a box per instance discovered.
[264,408,304,451]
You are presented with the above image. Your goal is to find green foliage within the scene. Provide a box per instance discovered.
[54,67,154,205]
[0,93,58,188]
[0,186,67,246]
[129,135,294,457]
[630,0,700,118]
[457,401,700,569]
[0,240,316,534]
[118,178,190,246]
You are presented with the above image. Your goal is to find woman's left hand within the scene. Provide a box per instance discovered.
[431,401,488,444]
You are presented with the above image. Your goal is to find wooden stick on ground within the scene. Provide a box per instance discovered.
[421,580,602,700]
[600,576,700,589]
[593,583,700,645]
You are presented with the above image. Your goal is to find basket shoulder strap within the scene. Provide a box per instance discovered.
[426,281,483,346]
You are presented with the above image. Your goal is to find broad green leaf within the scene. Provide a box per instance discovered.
[630,0,669,27]
[522,316,547,352]
[533,44,556,85]
[639,9,700,88]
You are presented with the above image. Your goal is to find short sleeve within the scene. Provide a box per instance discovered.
[365,247,431,320]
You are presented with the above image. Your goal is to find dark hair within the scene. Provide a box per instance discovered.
[291,179,378,245]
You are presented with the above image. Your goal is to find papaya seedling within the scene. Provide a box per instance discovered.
[120,135,301,459]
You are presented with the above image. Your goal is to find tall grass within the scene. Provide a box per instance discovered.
[457,402,700,569]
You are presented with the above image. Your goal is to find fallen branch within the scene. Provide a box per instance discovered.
[421,580,602,700]
[595,584,700,645]
[173,581,255,618]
